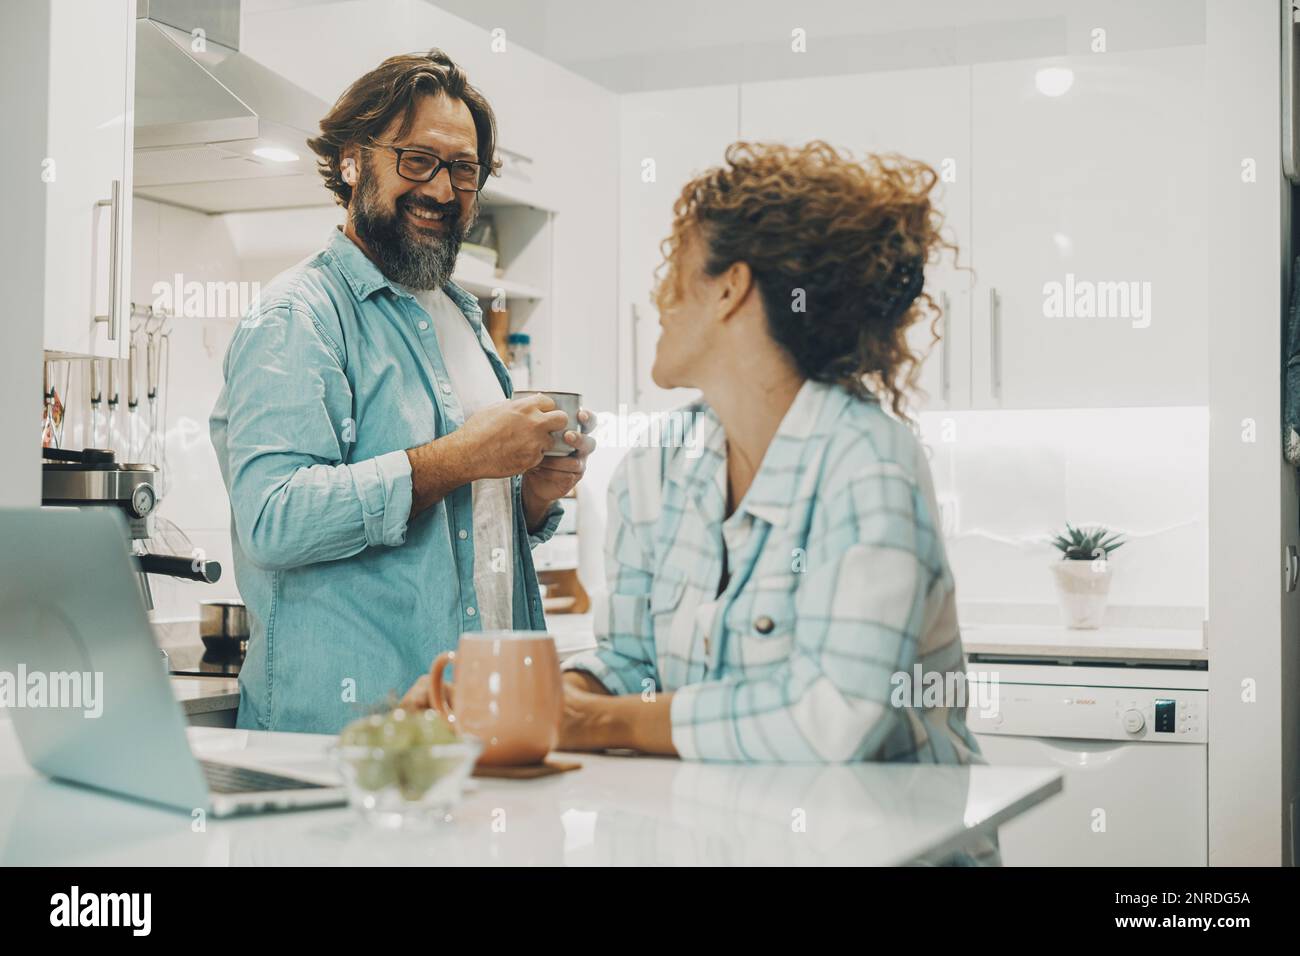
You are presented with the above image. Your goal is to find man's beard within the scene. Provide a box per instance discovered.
[350,156,474,290]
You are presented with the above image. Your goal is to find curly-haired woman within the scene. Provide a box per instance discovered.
[557,141,988,783]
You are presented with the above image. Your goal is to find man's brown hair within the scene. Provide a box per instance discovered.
[307,48,500,206]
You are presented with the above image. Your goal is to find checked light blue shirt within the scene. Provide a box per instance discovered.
[210,227,561,734]
[565,380,987,768]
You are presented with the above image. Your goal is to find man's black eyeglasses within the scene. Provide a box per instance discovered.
[366,143,486,191]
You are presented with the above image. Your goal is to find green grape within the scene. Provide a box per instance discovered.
[352,751,398,792]
[379,710,418,750]
[339,713,385,748]
[417,709,459,745]
[362,713,387,746]
[397,749,462,800]
[339,708,464,800]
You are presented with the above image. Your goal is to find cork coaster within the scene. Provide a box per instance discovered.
[472,759,582,779]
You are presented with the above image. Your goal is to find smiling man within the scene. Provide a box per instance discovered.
[210,50,594,733]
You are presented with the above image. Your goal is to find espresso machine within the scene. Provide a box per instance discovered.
[40,446,222,611]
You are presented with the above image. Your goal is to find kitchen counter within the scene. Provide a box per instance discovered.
[171,677,239,720]
[0,724,1061,866]
[962,623,1207,665]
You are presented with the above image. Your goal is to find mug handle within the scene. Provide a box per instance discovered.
[428,651,456,720]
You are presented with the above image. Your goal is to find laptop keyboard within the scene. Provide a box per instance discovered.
[200,759,330,794]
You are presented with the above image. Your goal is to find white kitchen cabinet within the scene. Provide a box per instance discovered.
[975,732,1207,867]
[620,84,739,413]
[740,67,973,413]
[42,0,136,359]
[970,47,1207,408]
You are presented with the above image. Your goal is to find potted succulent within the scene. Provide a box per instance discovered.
[1049,524,1126,629]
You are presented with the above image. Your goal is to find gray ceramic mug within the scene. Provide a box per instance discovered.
[514,389,582,456]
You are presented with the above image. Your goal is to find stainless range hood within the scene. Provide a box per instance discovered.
[133,0,334,213]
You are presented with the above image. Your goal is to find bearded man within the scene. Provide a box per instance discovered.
[210,49,593,733]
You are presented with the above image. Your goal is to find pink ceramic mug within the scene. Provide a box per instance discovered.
[429,631,562,766]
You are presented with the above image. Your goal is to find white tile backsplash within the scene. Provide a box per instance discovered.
[918,405,1208,617]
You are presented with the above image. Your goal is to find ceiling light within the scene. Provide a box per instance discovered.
[253,146,298,163]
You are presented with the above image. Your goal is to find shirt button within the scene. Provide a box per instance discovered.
[458,529,468,540]
[441,383,452,394]
[466,606,476,617]
[754,616,775,634]
[418,320,429,331]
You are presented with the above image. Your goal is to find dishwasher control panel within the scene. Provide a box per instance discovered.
[966,682,1208,743]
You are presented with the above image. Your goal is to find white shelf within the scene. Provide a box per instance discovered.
[452,270,545,302]
[533,533,578,571]
[479,174,554,213]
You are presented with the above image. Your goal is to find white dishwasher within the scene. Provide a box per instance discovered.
[965,655,1208,867]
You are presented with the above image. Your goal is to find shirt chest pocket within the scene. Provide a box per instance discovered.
[650,571,687,616]
[723,573,798,670]
[648,572,699,676]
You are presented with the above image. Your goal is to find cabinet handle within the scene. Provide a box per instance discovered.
[1285,0,1300,182]
[989,286,1002,399]
[630,303,642,405]
[93,179,122,343]
[939,291,951,401]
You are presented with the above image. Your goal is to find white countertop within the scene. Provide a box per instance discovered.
[962,623,1207,663]
[0,723,1061,866]
[170,677,240,715]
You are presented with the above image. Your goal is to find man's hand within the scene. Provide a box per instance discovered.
[406,395,569,518]
[453,394,571,479]
[522,408,597,531]
[398,673,434,712]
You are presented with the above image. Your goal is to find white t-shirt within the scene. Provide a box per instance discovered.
[410,287,516,630]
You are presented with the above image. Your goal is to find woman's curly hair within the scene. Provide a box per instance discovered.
[654,141,953,421]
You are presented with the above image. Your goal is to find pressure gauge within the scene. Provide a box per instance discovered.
[130,482,157,519]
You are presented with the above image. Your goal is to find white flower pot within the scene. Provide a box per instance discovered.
[1050,559,1112,629]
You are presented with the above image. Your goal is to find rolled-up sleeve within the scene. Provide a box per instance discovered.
[212,303,414,572]
[561,454,659,696]
[670,463,936,763]
[351,449,414,549]
[525,499,565,549]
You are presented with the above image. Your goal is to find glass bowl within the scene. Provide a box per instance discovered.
[330,736,483,830]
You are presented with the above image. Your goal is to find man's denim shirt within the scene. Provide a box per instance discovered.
[210,227,561,733]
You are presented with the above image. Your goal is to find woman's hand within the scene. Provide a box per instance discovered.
[556,672,678,756]
[557,678,624,752]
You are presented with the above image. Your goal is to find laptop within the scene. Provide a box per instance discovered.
[0,507,345,816]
